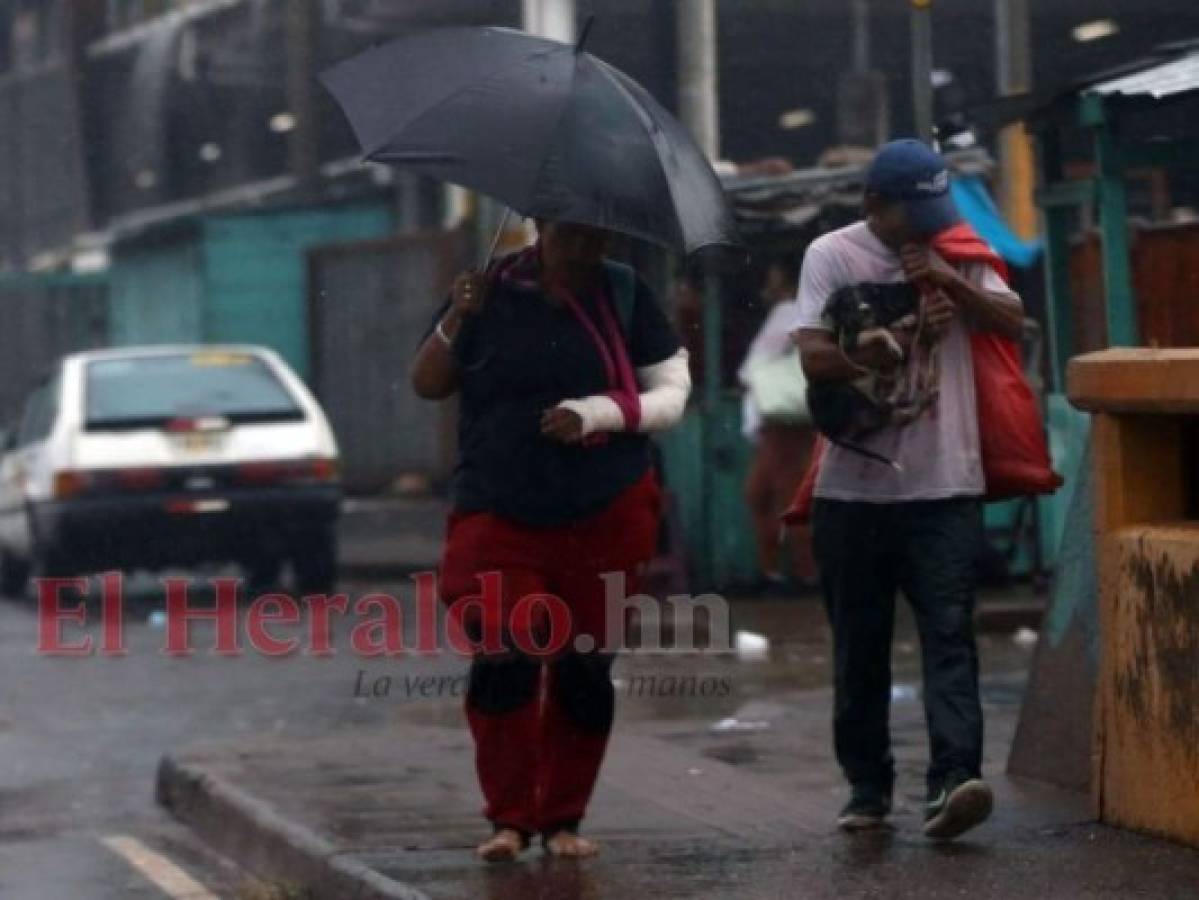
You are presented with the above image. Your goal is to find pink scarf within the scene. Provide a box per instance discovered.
[489,245,642,436]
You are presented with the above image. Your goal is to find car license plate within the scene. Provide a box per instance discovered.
[176,432,219,454]
[166,498,230,515]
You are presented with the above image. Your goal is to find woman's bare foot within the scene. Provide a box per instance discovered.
[543,831,599,858]
[476,828,526,863]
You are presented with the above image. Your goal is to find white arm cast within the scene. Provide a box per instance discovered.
[557,348,692,436]
[634,347,692,432]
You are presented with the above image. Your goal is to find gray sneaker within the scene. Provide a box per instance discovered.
[923,775,994,840]
[837,785,893,832]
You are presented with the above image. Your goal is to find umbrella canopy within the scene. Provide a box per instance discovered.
[320,26,738,255]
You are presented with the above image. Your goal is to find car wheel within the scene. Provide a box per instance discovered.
[0,550,30,597]
[291,527,338,596]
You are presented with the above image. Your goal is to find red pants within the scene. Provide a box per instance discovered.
[744,422,817,582]
[438,470,661,836]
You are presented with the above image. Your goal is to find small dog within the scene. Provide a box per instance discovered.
[807,281,941,467]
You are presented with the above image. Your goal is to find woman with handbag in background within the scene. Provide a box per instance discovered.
[739,257,818,595]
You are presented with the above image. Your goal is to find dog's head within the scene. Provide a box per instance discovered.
[821,282,920,347]
[822,284,878,349]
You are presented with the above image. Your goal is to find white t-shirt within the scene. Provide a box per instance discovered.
[790,221,1018,503]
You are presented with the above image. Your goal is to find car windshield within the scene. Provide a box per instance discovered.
[84,351,304,430]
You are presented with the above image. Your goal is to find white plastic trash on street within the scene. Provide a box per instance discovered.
[711,717,772,734]
[1013,627,1039,647]
[734,630,769,662]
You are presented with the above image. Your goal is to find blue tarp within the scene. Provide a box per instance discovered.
[951,174,1042,268]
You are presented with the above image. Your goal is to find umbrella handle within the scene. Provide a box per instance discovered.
[479,206,513,271]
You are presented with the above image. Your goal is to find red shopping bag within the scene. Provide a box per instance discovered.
[970,331,1063,501]
[781,436,824,526]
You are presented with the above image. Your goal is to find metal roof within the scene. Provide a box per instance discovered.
[1087,49,1199,100]
[719,149,994,233]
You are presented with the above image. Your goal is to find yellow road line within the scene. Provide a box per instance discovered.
[100,835,220,900]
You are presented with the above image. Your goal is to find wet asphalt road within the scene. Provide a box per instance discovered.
[0,569,1048,899]
[0,573,458,899]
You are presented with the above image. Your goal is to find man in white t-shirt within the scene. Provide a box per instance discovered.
[790,140,1024,840]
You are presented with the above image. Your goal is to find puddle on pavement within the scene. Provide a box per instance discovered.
[379,593,1036,730]
[612,596,1035,723]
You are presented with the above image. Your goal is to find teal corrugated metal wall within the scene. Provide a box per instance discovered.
[662,390,1086,590]
[109,231,204,346]
[658,397,759,590]
[107,201,394,377]
[203,204,394,377]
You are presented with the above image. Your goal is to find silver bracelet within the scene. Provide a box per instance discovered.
[434,318,455,348]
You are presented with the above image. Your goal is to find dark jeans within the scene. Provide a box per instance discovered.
[811,496,985,795]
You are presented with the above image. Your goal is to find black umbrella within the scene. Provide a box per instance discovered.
[320,24,738,255]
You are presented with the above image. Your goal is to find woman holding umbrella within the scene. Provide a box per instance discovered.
[324,21,736,862]
[411,219,691,860]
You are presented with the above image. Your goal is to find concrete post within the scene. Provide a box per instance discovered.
[838,0,889,148]
[910,0,934,144]
[522,0,577,43]
[852,0,870,72]
[676,0,720,160]
[286,0,321,192]
[676,0,723,586]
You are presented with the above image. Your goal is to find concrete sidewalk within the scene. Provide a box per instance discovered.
[156,664,1199,899]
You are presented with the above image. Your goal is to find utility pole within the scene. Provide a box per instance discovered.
[910,0,934,145]
[838,0,888,149]
[995,0,1037,239]
[853,0,870,72]
[676,0,722,415]
[676,0,720,160]
[676,0,724,584]
[522,0,576,43]
[286,0,321,193]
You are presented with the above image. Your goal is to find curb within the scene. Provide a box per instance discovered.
[156,755,430,900]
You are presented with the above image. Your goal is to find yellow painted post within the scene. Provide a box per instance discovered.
[995,0,1037,240]
[1068,348,1199,845]
[1000,124,1038,240]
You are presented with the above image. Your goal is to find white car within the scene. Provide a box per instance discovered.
[0,345,342,595]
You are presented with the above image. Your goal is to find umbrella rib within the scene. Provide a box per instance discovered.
[591,58,661,136]
[509,52,585,218]
[589,59,687,248]
[358,44,568,161]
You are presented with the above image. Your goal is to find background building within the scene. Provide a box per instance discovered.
[1,0,1197,584]
[3,0,1199,272]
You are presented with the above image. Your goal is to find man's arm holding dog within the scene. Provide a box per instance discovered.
[793,328,903,383]
[900,245,1024,340]
[789,238,909,384]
